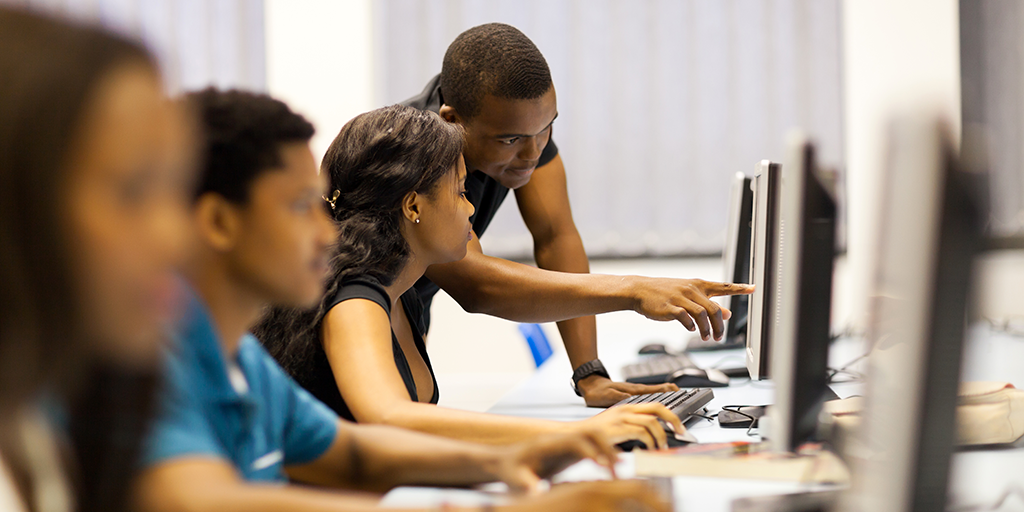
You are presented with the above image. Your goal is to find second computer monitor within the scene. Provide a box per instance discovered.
[721,172,754,346]
[745,160,781,380]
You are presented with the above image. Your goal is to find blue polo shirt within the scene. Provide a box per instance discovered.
[142,286,339,481]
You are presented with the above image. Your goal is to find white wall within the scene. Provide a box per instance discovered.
[840,0,962,330]
[264,0,375,167]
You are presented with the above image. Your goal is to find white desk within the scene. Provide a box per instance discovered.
[382,325,1024,511]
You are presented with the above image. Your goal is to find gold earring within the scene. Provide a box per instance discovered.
[323,190,340,210]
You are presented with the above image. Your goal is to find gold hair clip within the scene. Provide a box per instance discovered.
[324,189,340,210]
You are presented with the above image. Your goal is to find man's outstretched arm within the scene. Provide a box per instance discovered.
[426,155,753,405]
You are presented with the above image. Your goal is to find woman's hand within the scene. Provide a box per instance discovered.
[576,403,685,450]
[492,430,620,493]
[504,480,671,512]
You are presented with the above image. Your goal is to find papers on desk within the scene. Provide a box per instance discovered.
[822,382,1024,447]
[634,442,850,484]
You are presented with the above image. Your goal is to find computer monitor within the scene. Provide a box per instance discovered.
[842,116,984,512]
[721,172,754,346]
[767,132,838,453]
[745,160,782,380]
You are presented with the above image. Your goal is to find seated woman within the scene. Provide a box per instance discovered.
[258,105,683,448]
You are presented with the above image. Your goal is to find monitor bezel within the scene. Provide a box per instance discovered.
[745,160,782,381]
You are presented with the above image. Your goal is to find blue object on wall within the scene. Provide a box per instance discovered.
[518,323,553,368]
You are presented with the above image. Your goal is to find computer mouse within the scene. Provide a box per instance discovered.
[616,430,697,451]
[638,343,669,355]
[668,367,731,388]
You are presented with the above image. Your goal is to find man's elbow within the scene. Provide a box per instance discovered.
[444,284,498,315]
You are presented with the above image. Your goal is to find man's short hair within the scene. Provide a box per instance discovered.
[189,88,315,203]
[440,23,552,119]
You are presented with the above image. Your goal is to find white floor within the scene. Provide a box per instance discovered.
[425,257,726,412]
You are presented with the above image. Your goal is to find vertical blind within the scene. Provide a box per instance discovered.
[374,0,844,259]
[2,0,266,94]
[5,0,846,258]
[961,0,1024,236]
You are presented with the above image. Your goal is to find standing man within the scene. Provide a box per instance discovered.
[403,23,753,407]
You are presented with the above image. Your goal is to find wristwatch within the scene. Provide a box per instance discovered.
[571,359,610,396]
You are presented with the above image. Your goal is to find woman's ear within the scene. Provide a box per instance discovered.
[402,191,422,224]
[194,193,241,251]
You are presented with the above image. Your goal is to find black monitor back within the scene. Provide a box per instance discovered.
[723,173,754,344]
[768,134,837,453]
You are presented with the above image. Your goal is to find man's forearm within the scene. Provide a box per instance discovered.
[134,461,386,512]
[427,251,637,323]
[152,484,384,512]
[533,232,600,369]
[349,423,506,490]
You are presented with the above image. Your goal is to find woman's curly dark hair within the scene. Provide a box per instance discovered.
[254,104,464,379]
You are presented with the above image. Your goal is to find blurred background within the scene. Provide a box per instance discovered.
[3,0,845,260]
[4,0,1023,411]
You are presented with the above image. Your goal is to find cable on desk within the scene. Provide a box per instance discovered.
[826,350,871,384]
[718,405,765,438]
[829,324,865,342]
[826,367,865,384]
[984,317,1024,339]
[690,410,716,422]
[734,378,774,390]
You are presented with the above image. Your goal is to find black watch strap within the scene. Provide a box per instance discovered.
[571,359,610,397]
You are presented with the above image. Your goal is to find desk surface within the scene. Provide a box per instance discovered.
[382,325,1024,510]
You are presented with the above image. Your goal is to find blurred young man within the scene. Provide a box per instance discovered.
[403,23,754,406]
[133,88,669,512]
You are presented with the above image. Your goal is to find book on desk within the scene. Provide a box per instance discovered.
[633,441,849,484]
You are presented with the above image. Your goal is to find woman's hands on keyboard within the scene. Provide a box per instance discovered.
[576,402,685,451]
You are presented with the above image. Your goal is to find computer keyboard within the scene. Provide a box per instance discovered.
[621,354,698,384]
[611,388,715,450]
[612,388,714,421]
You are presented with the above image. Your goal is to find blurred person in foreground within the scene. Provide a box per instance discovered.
[0,7,197,512]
